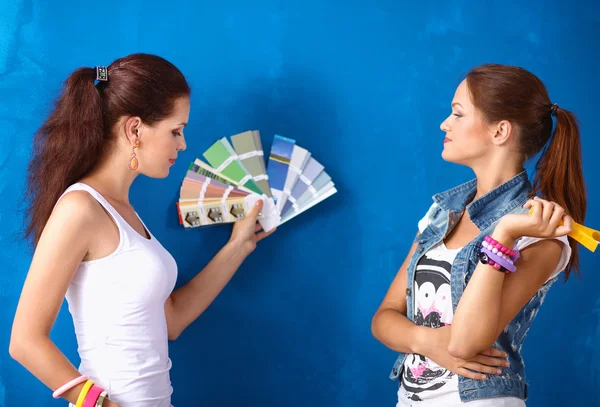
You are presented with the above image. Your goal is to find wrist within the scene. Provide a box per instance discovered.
[227,237,253,259]
[412,326,453,363]
[492,224,518,247]
[412,326,434,356]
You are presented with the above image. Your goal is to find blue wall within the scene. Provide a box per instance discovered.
[1,1,599,406]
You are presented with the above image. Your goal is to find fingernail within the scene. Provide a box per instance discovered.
[482,375,487,380]
[505,361,510,367]
[256,200,263,207]
[496,369,502,374]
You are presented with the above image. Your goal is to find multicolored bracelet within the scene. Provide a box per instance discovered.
[52,375,107,407]
[480,235,520,273]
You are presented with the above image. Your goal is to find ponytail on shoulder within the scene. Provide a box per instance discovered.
[25,67,107,244]
[532,107,587,277]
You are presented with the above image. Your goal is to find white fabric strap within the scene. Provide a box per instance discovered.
[215,155,237,174]
[289,165,301,175]
[283,188,292,196]
[308,185,317,194]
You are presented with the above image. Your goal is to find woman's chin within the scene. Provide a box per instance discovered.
[441,149,463,165]
[441,148,453,162]
[141,166,171,179]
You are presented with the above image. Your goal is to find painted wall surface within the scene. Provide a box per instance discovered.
[1,1,598,406]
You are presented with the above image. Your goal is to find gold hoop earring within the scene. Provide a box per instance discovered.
[129,139,140,170]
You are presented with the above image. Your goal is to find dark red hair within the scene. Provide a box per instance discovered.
[25,53,191,244]
[466,64,586,278]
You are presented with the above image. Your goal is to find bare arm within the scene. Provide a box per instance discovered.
[164,199,274,340]
[372,234,509,380]
[9,192,119,407]
[371,239,427,354]
[448,236,562,359]
[449,198,571,360]
[164,238,252,340]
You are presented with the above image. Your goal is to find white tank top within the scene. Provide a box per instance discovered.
[58,183,178,407]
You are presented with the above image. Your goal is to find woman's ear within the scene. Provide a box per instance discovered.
[123,116,143,144]
[491,119,513,146]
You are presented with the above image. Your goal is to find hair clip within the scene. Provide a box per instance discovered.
[95,66,108,82]
[550,103,559,115]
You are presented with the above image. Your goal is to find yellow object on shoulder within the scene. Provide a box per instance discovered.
[527,207,599,252]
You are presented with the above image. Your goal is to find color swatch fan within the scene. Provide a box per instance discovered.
[176,131,337,232]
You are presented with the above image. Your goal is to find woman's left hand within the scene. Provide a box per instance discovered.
[229,199,276,256]
[495,197,573,242]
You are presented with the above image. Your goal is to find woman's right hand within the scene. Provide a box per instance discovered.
[420,326,509,380]
[102,399,121,407]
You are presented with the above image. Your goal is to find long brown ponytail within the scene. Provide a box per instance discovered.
[531,107,586,276]
[25,53,191,245]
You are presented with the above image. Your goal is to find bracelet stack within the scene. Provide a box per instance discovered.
[53,375,108,407]
[479,235,520,274]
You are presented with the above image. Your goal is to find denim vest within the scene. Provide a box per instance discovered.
[389,171,558,402]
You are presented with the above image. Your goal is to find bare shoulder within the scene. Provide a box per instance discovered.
[42,190,104,244]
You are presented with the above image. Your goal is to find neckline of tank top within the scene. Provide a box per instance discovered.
[75,182,153,242]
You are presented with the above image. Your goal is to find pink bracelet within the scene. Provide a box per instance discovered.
[53,375,89,398]
[484,235,518,259]
[82,384,104,407]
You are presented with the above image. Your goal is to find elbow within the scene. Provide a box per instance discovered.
[371,312,383,342]
[10,331,50,364]
[167,328,182,341]
[447,342,476,360]
[447,323,497,360]
[447,338,491,360]
[8,339,19,361]
[9,333,27,362]
[371,309,393,343]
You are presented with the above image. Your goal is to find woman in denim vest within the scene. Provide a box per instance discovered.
[372,64,586,406]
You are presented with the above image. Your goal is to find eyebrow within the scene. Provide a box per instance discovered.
[452,102,464,108]
[178,122,188,126]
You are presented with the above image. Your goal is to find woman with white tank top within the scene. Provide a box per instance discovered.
[10,53,274,407]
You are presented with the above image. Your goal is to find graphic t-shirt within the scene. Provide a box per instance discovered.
[399,242,460,404]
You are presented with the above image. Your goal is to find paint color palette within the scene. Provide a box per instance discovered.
[176,130,337,232]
